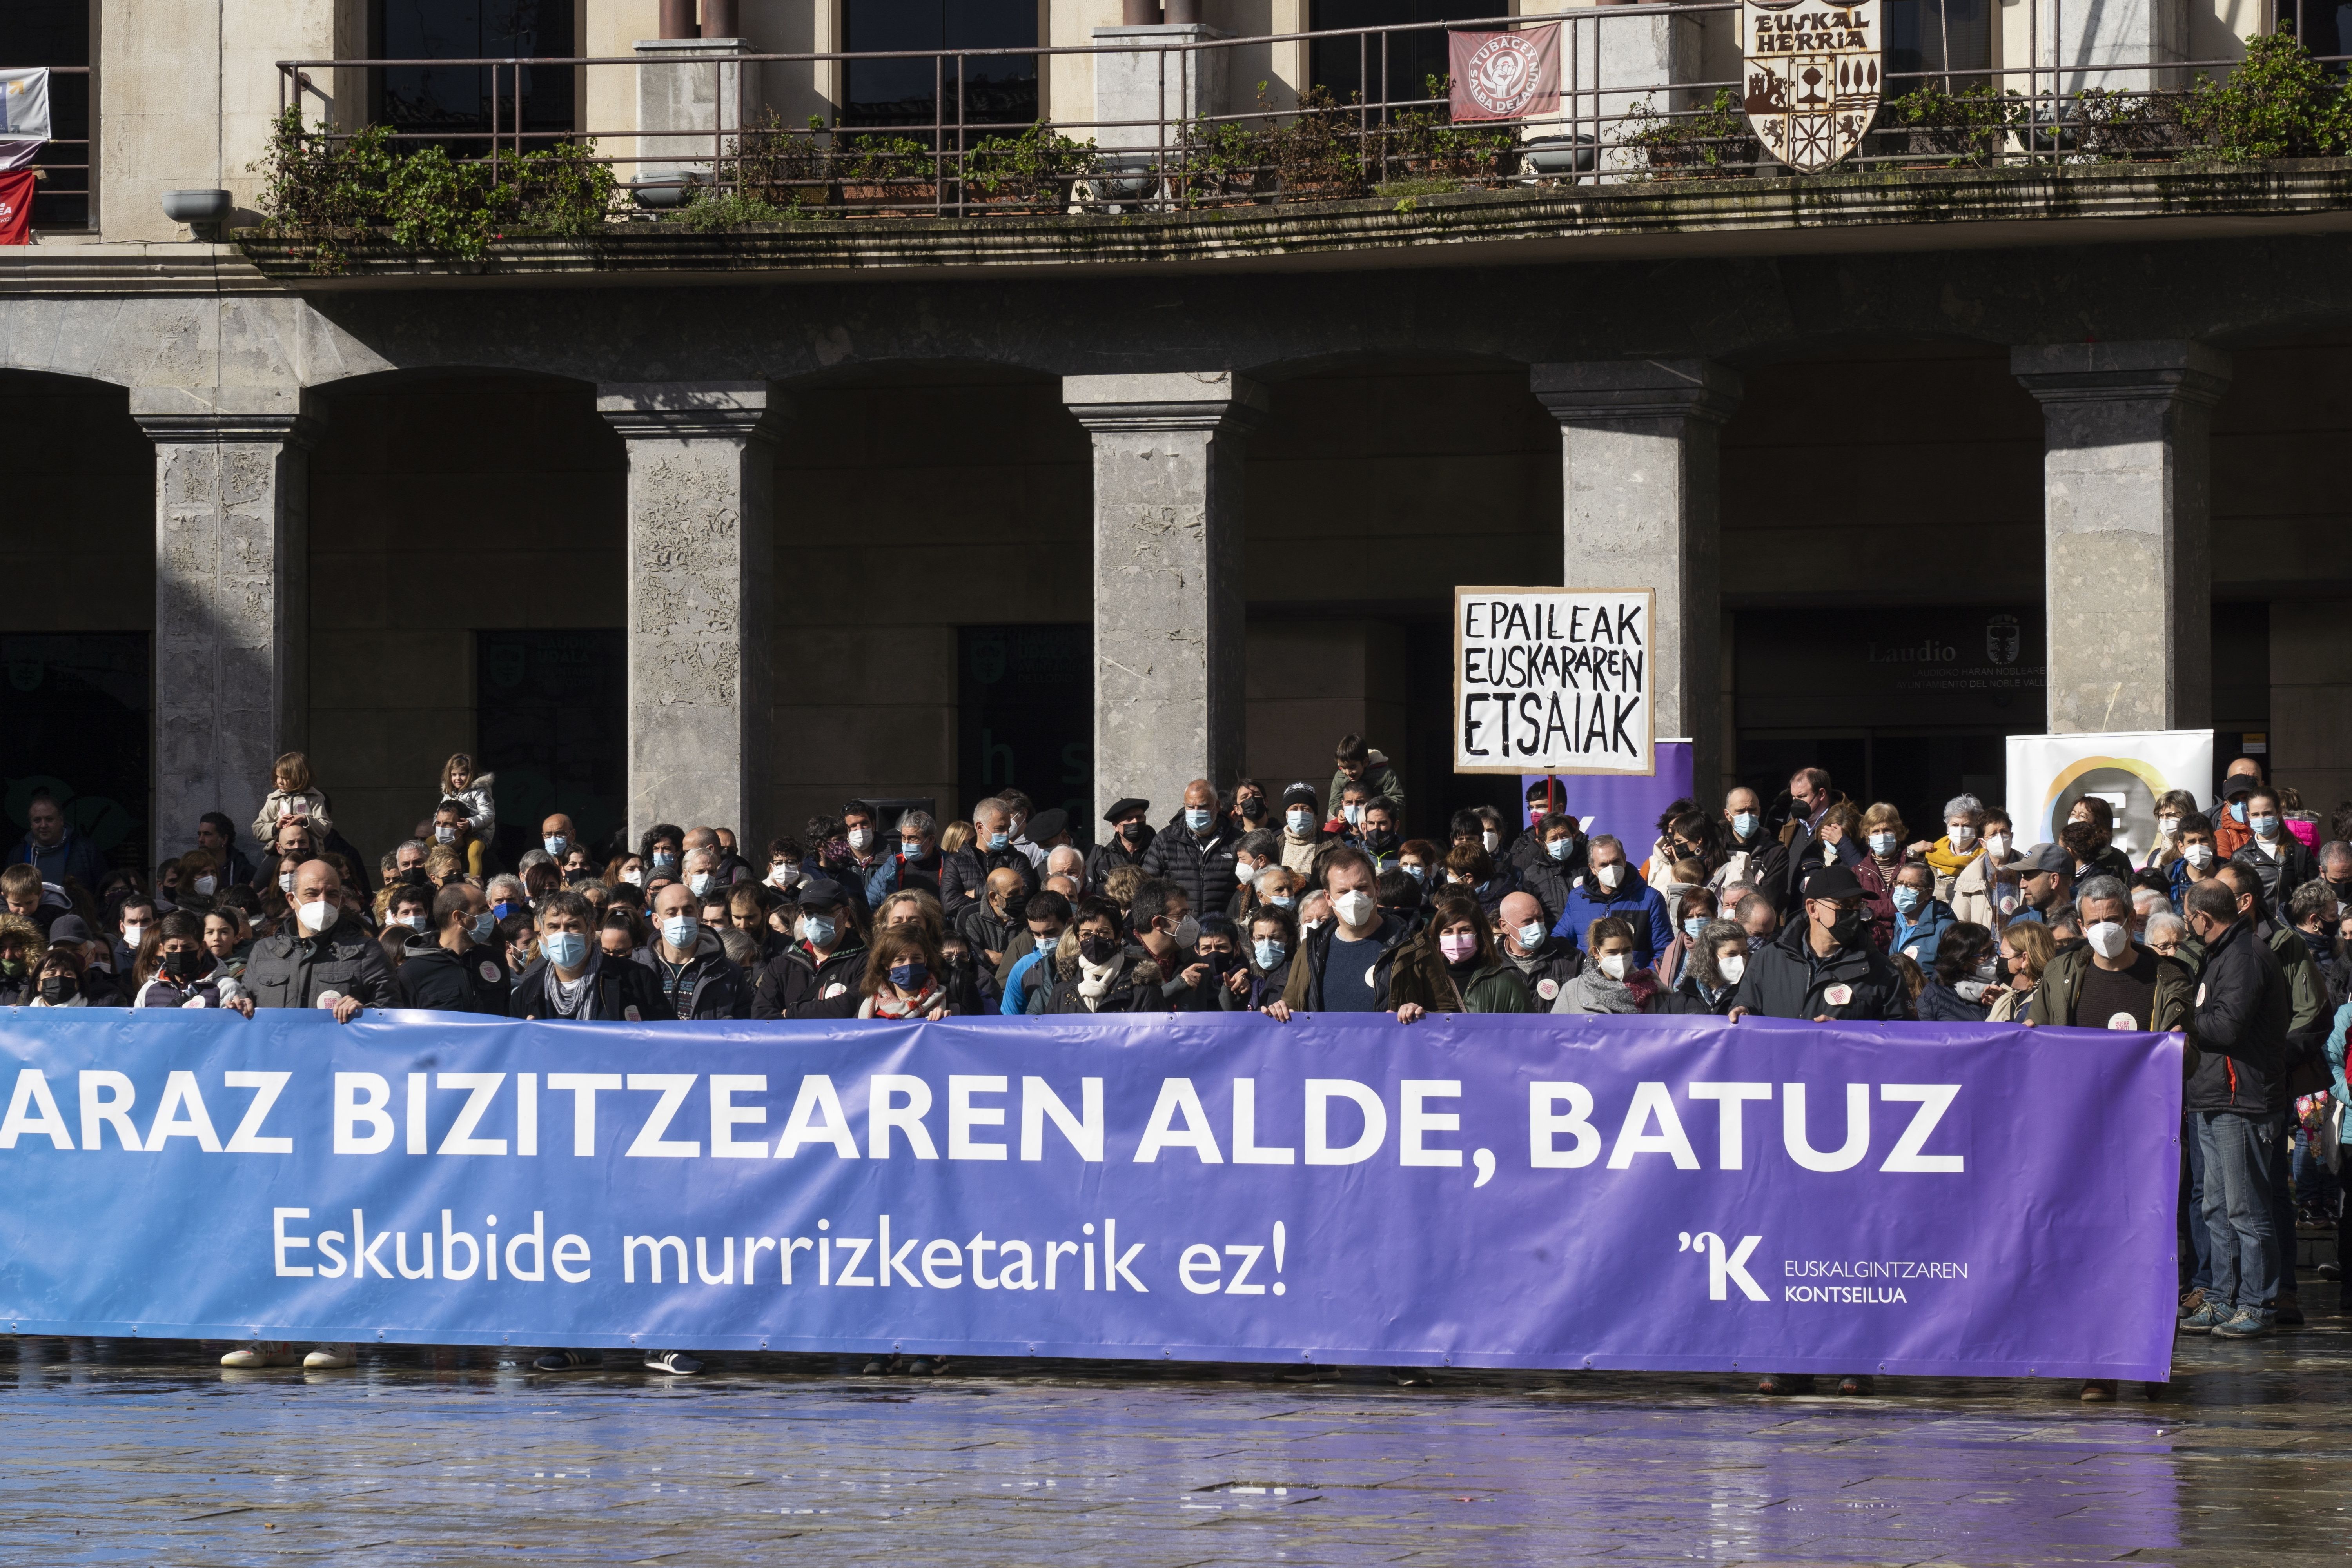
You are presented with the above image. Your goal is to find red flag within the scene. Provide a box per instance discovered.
[1448,24,1561,122]
[0,169,33,245]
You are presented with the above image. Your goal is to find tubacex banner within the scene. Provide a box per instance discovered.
[0,1011,2180,1380]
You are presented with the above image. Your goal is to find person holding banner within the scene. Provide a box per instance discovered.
[1042,896,1167,1014]
[510,890,666,1022]
[241,860,393,1020]
[1387,892,1533,1018]
[1266,849,1415,1020]
[1495,889,1583,1005]
[1727,863,1909,1023]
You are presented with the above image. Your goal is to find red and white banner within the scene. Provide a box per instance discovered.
[0,169,35,246]
[1447,25,1561,122]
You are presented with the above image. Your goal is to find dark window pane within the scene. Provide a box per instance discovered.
[0,1,90,229]
[1884,0,1992,85]
[477,631,627,867]
[1309,0,1495,107]
[0,634,149,870]
[376,1,577,148]
[844,0,1036,130]
[959,626,1093,839]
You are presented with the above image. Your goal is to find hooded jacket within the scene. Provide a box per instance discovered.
[8,827,105,892]
[2185,917,2288,1116]
[1889,896,1956,969]
[1325,753,1406,820]
[241,916,397,1011]
[753,939,870,1019]
[1728,918,1911,1022]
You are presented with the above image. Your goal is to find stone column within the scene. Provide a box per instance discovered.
[1530,359,1741,797]
[1063,371,1269,818]
[139,411,319,866]
[598,383,775,841]
[2013,341,2229,734]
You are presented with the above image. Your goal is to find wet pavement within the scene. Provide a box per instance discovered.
[4,1282,2345,1566]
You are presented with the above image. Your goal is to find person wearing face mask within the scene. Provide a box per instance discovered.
[1887,862,1955,968]
[2165,813,2221,909]
[1355,800,1405,874]
[2141,790,2200,875]
[23,942,92,1008]
[1772,766,1842,916]
[380,881,436,940]
[132,911,240,1010]
[1507,814,1581,929]
[998,889,1074,1014]
[1086,797,1158,890]
[2058,797,2136,890]
[1553,916,1695,1015]
[1327,733,1406,825]
[1949,809,2020,931]
[391,881,513,1014]
[538,812,579,868]
[861,809,946,911]
[1044,896,1165,1014]
[1671,919,1751,1014]
[425,801,489,883]
[1727,862,1910,1024]
[2226,785,2316,907]
[1440,841,1517,922]
[1016,806,1074,873]
[240,858,394,1021]
[2211,758,2267,860]
[1223,830,1282,921]
[1494,889,1583,1005]
[2314,840,2352,919]
[639,880,753,1020]
[939,798,1040,921]
[1140,778,1244,920]
[1546,834,1673,969]
[751,880,870,1018]
[957,866,1031,970]
[1225,907,1300,1012]
[1909,922,1998,1022]
[639,821,688,886]
[853,924,957,1020]
[2027,877,2193,1033]
[1263,850,1417,1021]
[1274,783,1340,880]
[1915,794,1986,904]
[1226,778,1272,840]
[1641,804,1719,898]
[1388,893,1533,1018]
[111,894,158,977]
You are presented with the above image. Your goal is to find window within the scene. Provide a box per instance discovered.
[1883,0,1991,89]
[1309,0,1494,108]
[0,1,91,229]
[842,0,1037,132]
[374,1,577,149]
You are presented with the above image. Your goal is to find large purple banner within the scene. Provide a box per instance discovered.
[0,1009,2180,1379]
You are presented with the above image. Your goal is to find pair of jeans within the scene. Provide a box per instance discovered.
[2269,1111,2298,1301]
[2198,1111,2279,1318]
[2181,1111,2213,1294]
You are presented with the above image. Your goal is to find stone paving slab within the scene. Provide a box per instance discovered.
[2,1287,2345,1566]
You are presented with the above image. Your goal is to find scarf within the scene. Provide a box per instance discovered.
[1922,835,1982,880]
[1565,965,1660,1013]
[863,982,941,1020]
[1077,952,1125,1010]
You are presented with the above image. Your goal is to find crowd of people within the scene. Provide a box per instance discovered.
[5,738,2345,1388]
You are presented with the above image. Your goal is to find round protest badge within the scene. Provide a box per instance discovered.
[315,990,344,1010]
[822,982,846,999]
[1537,978,1559,1001]
[2107,1012,2139,1031]
[624,1005,643,1022]
[181,995,208,1009]
[1824,984,1853,1007]
[479,960,501,984]
[1365,964,1381,989]
[2196,983,2207,1006]
[1902,944,1921,960]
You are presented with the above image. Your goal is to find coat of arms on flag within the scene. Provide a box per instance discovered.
[1741,0,1880,173]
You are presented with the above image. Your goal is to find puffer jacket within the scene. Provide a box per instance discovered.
[1727,919,1910,1021]
[1043,943,1168,1014]
[1140,823,1243,920]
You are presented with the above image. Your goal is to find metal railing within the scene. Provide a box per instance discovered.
[268,12,2339,224]
[25,65,91,230]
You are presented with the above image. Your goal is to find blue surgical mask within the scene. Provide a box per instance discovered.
[802,915,837,947]
[1893,886,1925,916]
[989,831,1010,851]
[1868,831,1898,857]
[1342,803,1363,826]
[2228,800,2247,824]
[542,932,587,970]
[1546,838,1571,861]
[471,911,499,942]
[1185,808,1213,832]
[661,915,698,949]
[1732,812,1759,838]
[1401,864,1426,883]
[690,872,715,897]
[1287,808,1313,835]
[543,835,568,857]
[2251,814,2279,839]
[1252,938,1285,970]
[889,960,929,992]
[1270,894,1296,910]
[653,851,679,870]
[1682,916,1706,938]
[492,900,516,921]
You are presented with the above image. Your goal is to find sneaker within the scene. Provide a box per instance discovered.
[2080,1379,2118,1402]
[2178,1303,2227,1334]
[907,1359,936,1377]
[2211,1309,2272,1339]
[220,1342,299,1368]
[2177,1287,2206,1318]
[2274,1291,2304,1326]
[2319,1260,2342,1280]
[1755,1374,1815,1396]
[302,1345,356,1370]
[644,1350,702,1375]
[1836,1376,1875,1396]
[533,1350,595,1372]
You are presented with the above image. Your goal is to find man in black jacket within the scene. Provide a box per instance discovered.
[2180,878,2289,1339]
[753,880,870,1018]
[394,882,512,1014]
[1085,797,1154,890]
[938,798,1038,920]
[242,859,395,1021]
[510,889,669,1022]
[1498,889,1582,1006]
[1728,862,1909,1022]
[1140,778,1242,918]
[643,881,753,1019]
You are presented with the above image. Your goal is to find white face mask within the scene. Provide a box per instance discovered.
[278,870,296,894]
[1331,890,1376,929]
[192,875,217,897]
[768,864,793,888]
[2157,817,2180,837]
[435,825,457,845]
[1170,915,1201,949]
[1594,862,1623,891]
[1287,808,1314,835]
[2184,844,2214,868]
[1718,954,1746,986]
[1947,824,1976,848]
[2086,920,2129,960]
[1481,831,1499,854]
[1598,953,1629,981]
[121,924,145,947]
[690,871,715,898]
[295,898,334,935]
[1984,834,2010,860]
[1342,803,1363,826]
[1868,831,1898,857]
[848,827,875,853]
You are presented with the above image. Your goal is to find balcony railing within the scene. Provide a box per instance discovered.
[268,13,2347,227]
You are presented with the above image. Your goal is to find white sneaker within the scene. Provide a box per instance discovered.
[303,1345,356,1370]
[220,1341,299,1368]
[643,1350,703,1375]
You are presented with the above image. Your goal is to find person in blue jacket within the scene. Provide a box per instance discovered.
[1887,861,1955,967]
[1547,834,1672,967]
[9,790,105,893]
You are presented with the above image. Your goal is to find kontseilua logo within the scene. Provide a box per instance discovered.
[1678,1230,1766,1301]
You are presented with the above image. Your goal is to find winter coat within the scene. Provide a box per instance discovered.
[1279,911,1417,1012]
[393,937,513,1015]
[1916,980,1994,1022]
[134,970,237,1009]
[2230,834,2319,910]
[2027,942,2195,1032]
[1385,939,1533,1015]
[510,953,671,1022]
[939,844,1038,920]
[1728,920,1911,1022]
[1325,753,1406,820]
[1672,965,1741,1016]
[1951,848,2024,932]
[1889,897,1956,969]
[1084,828,1156,891]
[754,941,870,1019]
[8,828,105,893]
[252,788,333,847]
[1043,943,1168,1014]
[1548,877,1673,968]
[241,916,396,1011]
[1517,858,1577,928]
[863,849,943,910]
[1503,937,1584,1009]
[1708,833,1784,903]
[2185,918,2289,1116]
[641,928,754,1020]
[1140,822,1243,919]
[437,773,498,841]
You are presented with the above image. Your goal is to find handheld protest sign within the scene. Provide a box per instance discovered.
[1454,587,1655,777]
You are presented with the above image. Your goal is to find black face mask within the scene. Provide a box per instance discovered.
[1239,799,1267,822]
[39,975,77,1004]
[1828,906,1870,947]
[163,949,201,980]
[1079,934,1119,963]
[1361,829,1397,852]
